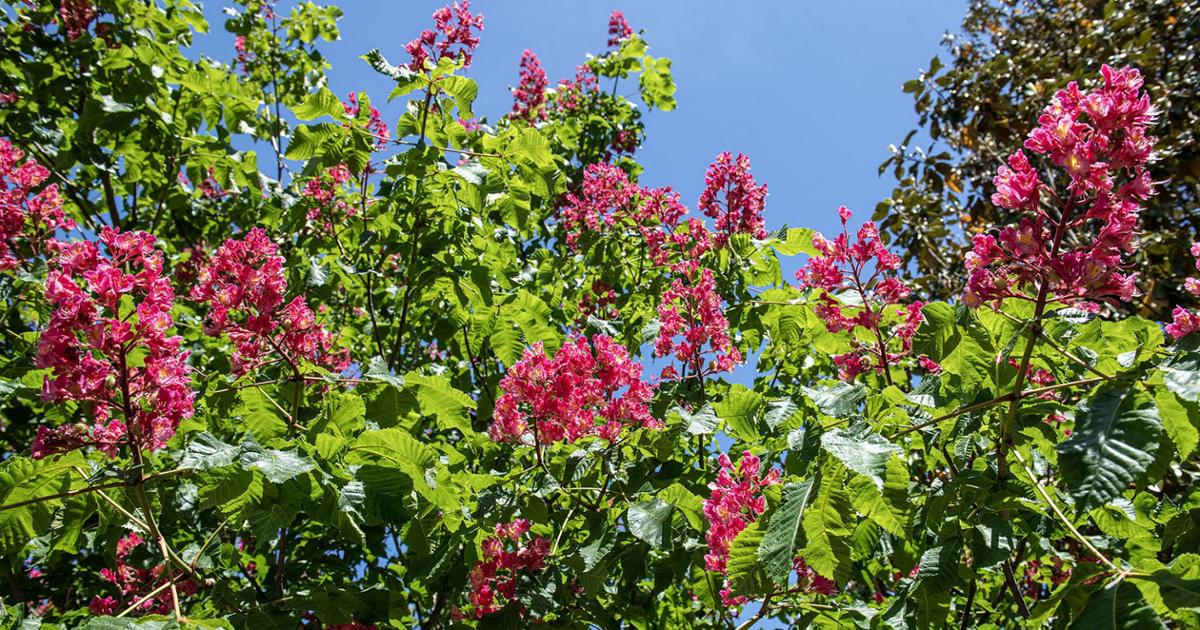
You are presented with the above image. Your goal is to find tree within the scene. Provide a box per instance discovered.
[878,0,1200,319]
[0,1,1198,628]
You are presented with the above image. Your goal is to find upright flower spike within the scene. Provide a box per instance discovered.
[654,265,742,380]
[964,65,1158,310]
[0,138,75,270]
[89,532,198,617]
[559,162,686,255]
[404,1,484,71]
[510,49,548,122]
[795,207,922,381]
[606,10,633,48]
[703,451,780,606]
[190,228,348,375]
[698,152,769,245]
[489,335,660,445]
[33,229,193,459]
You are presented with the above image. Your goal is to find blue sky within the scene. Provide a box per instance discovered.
[195,1,966,248]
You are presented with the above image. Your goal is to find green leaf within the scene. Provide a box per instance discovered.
[509,128,554,169]
[293,87,343,121]
[675,404,719,436]
[1071,581,1165,629]
[180,433,240,470]
[800,472,853,583]
[912,303,994,400]
[772,227,819,256]
[0,452,83,556]
[802,381,866,418]
[346,428,456,511]
[758,479,815,587]
[821,427,901,490]
[1161,351,1200,402]
[1153,388,1199,459]
[639,55,677,111]
[239,439,315,484]
[715,385,764,441]
[1058,387,1163,511]
[441,75,477,119]
[627,498,673,549]
[763,399,801,430]
[405,372,476,435]
[235,387,289,442]
[725,519,769,597]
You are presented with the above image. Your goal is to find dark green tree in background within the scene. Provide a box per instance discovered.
[878,0,1199,318]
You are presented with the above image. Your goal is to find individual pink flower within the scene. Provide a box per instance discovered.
[33,229,193,459]
[490,335,660,444]
[704,451,780,606]
[463,519,550,618]
[0,138,75,270]
[965,65,1158,309]
[607,10,633,47]
[698,152,768,244]
[510,50,548,122]
[190,228,348,375]
[796,207,922,381]
[404,2,484,71]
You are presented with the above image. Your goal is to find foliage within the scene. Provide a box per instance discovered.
[0,1,1197,629]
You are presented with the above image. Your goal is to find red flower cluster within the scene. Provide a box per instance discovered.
[1,139,74,270]
[655,265,742,380]
[404,1,484,71]
[793,557,837,596]
[190,228,348,375]
[606,10,633,48]
[550,65,598,113]
[1166,242,1200,339]
[88,532,197,617]
[698,152,768,244]
[964,65,1157,309]
[343,92,390,151]
[489,335,659,444]
[461,519,550,618]
[303,163,354,233]
[795,206,923,381]
[703,451,780,605]
[559,162,686,254]
[33,228,193,459]
[510,50,548,122]
[58,0,96,40]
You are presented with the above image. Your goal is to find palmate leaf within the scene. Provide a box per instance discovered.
[821,427,901,490]
[802,381,865,418]
[757,478,815,587]
[627,498,673,549]
[799,471,853,584]
[1057,387,1162,510]
[346,428,458,512]
[725,519,769,598]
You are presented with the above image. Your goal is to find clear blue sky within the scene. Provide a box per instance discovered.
[194,0,967,253]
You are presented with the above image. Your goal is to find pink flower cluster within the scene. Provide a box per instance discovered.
[190,228,348,375]
[58,0,96,40]
[510,50,548,122]
[33,228,193,459]
[559,162,687,255]
[796,207,923,381]
[964,65,1158,309]
[1166,242,1200,339]
[461,519,550,618]
[655,266,742,380]
[606,10,633,48]
[1,139,74,270]
[489,335,660,444]
[698,152,769,244]
[302,163,354,232]
[550,65,598,113]
[404,1,484,71]
[343,92,390,151]
[703,451,780,605]
[793,557,837,596]
[88,532,197,617]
